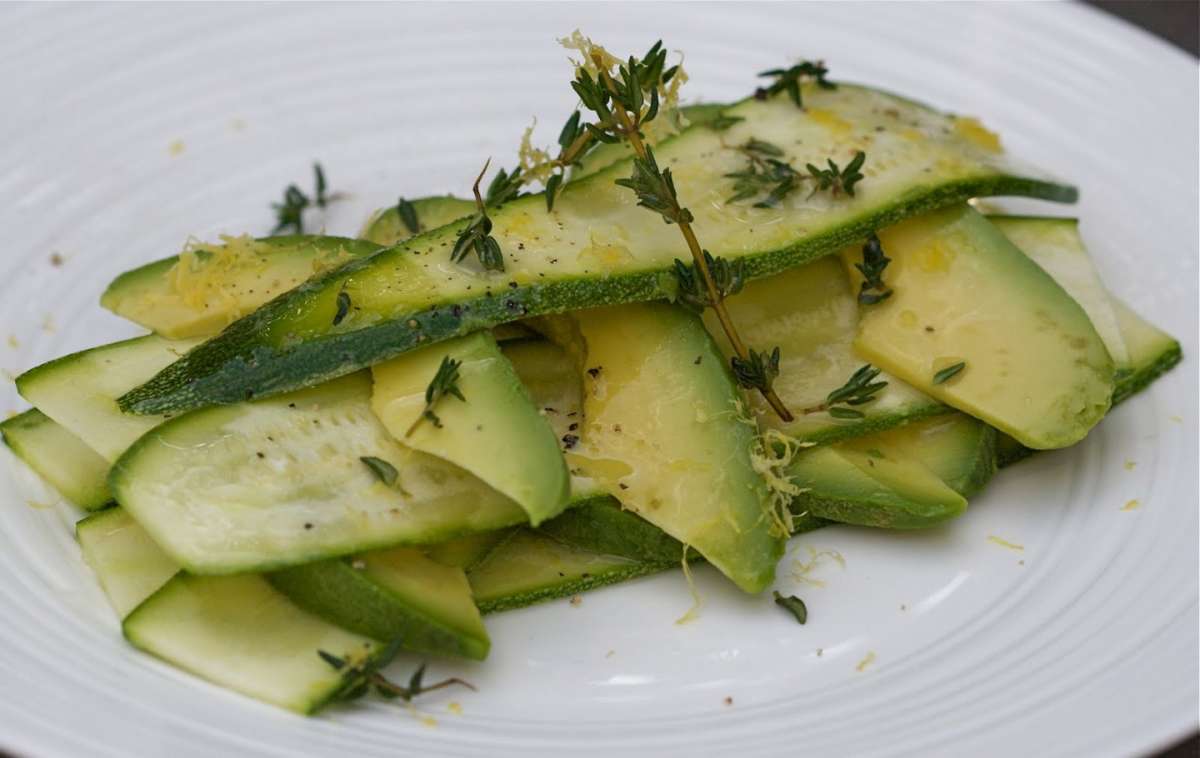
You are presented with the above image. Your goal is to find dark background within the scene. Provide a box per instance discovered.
[1,2,1196,758]
[1090,5,1198,757]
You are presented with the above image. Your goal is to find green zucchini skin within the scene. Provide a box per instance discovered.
[535,498,686,564]
[267,556,489,661]
[120,85,1076,416]
[1,409,112,510]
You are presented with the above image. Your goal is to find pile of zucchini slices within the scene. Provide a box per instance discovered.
[3,84,1180,715]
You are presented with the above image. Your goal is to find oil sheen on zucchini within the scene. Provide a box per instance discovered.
[562,303,783,593]
[842,206,1113,450]
[109,373,528,575]
[120,85,1076,415]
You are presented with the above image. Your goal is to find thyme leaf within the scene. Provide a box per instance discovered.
[672,250,744,312]
[731,347,782,395]
[406,356,466,437]
[804,364,887,417]
[706,113,745,131]
[773,591,808,624]
[332,290,352,326]
[805,150,866,198]
[932,362,966,385]
[396,198,421,235]
[450,160,506,272]
[615,147,694,225]
[755,61,835,108]
[484,166,524,207]
[855,233,893,305]
[271,163,336,235]
[360,456,398,487]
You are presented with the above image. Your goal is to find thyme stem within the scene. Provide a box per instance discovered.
[595,57,793,422]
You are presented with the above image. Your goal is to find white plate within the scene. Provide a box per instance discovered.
[1,3,1195,756]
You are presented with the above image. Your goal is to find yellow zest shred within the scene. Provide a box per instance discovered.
[674,545,703,625]
[987,535,1024,552]
[1123,460,1137,471]
[1121,499,1140,511]
[517,118,557,184]
[856,651,876,672]
[749,428,807,537]
[790,545,845,587]
[168,234,266,310]
[447,702,463,715]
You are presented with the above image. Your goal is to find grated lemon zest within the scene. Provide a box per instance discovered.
[1121,498,1140,511]
[855,651,876,672]
[790,546,845,587]
[749,428,807,537]
[987,535,1024,552]
[674,545,703,625]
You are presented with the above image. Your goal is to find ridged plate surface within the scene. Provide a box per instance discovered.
[0,3,1195,757]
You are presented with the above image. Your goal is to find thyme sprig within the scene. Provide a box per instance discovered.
[672,250,745,312]
[731,347,782,398]
[724,138,801,207]
[405,356,466,437]
[574,40,792,421]
[803,364,887,419]
[450,160,506,272]
[534,40,681,210]
[855,233,892,305]
[806,150,866,198]
[272,163,339,235]
[755,61,835,108]
[484,166,525,207]
[318,640,476,704]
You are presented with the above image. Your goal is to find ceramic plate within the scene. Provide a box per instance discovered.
[0,3,1195,756]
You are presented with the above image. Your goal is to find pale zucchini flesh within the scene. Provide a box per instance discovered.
[109,373,527,574]
[843,205,1114,450]
[989,216,1128,367]
[15,334,203,463]
[360,196,475,246]
[2,410,112,510]
[565,303,783,593]
[101,236,383,339]
[123,573,381,715]
[77,508,179,617]
[119,85,1076,415]
[371,331,569,526]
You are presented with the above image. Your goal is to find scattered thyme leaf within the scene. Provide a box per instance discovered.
[271,163,338,235]
[313,163,329,208]
[855,233,892,305]
[406,356,466,437]
[360,456,398,487]
[773,591,808,624]
[706,113,745,131]
[396,198,421,235]
[332,291,351,326]
[484,166,524,207]
[806,150,866,198]
[933,361,966,385]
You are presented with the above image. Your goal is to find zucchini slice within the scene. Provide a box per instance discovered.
[371,332,569,526]
[15,334,203,463]
[989,215,1128,367]
[710,256,946,444]
[2,410,111,510]
[360,196,475,246]
[268,547,490,661]
[120,85,1076,415]
[123,573,381,714]
[101,236,383,339]
[790,442,967,530]
[77,508,179,617]
[853,413,997,498]
[1110,298,1183,404]
[843,206,1114,450]
[564,303,783,593]
[468,529,671,614]
[109,373,527,575]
